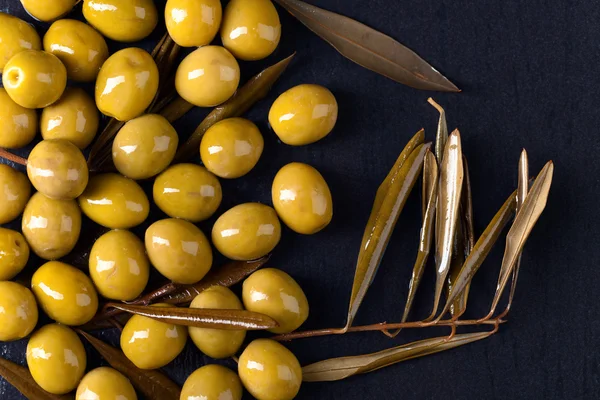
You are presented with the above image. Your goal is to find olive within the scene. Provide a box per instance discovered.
[200,118,264,179]
[40,88,99,149]
[120,303,188,369]
[0,228,29,281]
[0,12,41,72]
[2,49,67,109]
[43,19,109,82]
[212,203,281,261]
[145,218,213,284]
[238,339,302,400]
[221,0,281,61]
[83,0,158,42]
[95,47,159,121]
[20,0,75,22]
[31,261,99,326]
[112,114,179,180]
[181,364,243,400]
[0,281,37,341]
[269,84,338,146]
[189,286,246,359]
[78,173,150,229]
[26,324,86,394]
[0,164,31,223]
[22,192,81,260]
[165,0,222,47]
[89,230,150,301]
[175,46,240,107]
[0,88,37,148]
[27,139,89,200]
[76,367,137,400]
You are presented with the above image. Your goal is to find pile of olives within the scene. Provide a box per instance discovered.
[0,1,341,399]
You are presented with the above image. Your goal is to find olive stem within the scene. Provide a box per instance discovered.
[0,148,27,166]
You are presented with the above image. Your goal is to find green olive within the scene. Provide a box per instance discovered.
[0,88,37,148]
[20,0,76,22]
[22,192,81,260]
[27,139,89,200]
[78,173,150,229]
[0,164,31,224]
[212,203,281,261]
[269,84,338,146]
[0,281,37,341]
[181,364,242,400]
[31,261,99,325]
[89,230,150,301]
[120,303,188,369]
[200,118,264,179]
[76,367,137,400]
[0,228,29,281]
[0,12,40,72]
[238,339,301,400]
[27,324,86,394]
[165,0,222,47]
[112,114,179,180]
[189,286,246,358]
[83,0,158,42]
[145,218,212,284]
[95,47,159,121]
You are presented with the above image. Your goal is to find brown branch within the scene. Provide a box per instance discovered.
[0,148,27,166]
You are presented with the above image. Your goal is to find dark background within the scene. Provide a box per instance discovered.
[0,0,597,399]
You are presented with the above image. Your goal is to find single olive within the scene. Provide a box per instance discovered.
[0,281,38,341]
[76,367,137,400]
[181,364,242,400]
[165,0,222,47]
[78,173,150,229]
[22,192,81,260]
[238,339,302,400]
[2,49,67,109]
[269,84,338,146]
[120,303,188,369]
[200,118,264,179]
[0,228,30,281]
[0,164,31,223]
[89,230,150,301]
[20,0,75,22]
[95,47,159,121]
[0,12,41,72]
[221,0,281,61]
[145,218,213,284]
[0,88,37,148]
[212,203,281,261]
[27,324,86,394]
[43,19,109,82]
[175,46,240,107]
[83,0,158,42]
[27,139,89,200]
[112,114,179,180]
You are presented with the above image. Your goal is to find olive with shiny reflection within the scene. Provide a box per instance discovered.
[0,164,31,224]
[165,0,222,47]
[0,88,37,148]
[0,281,37,341]
[76,367,137,400]
[0,12,41,72]
[20,0,76,22]
[82,0,158,42]
[181,364,243,400]
[0,228,29,281]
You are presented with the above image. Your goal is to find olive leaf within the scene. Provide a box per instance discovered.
[0,356,72,400]
[428,98,449,162]
[156,95,194,124]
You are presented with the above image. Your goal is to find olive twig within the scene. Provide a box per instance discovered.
[0,148,27,166]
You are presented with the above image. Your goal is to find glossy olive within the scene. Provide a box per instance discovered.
[200,118,264,179]
[212,203,281,261]
[83,0,158,42]
[76,367,137,400]
[269,84,338,146]
[0,12,41,72]
[0,88,37,148]
[175,46,240,107]
[0,281,37,341]
[20,0,75,22]
[0,228,29,281]
[238,339,301,400]
[2,49,67,109]
[27,324,86,394]
[112,114,178,180]
[22,192,81,260]
[165,0,222,47]
[145,218,213,284]
[43,19,109,82]
[78,173,150,229]
[120,303,188,369]
[221,0,281,61]
[95,47,159,121]
[181,365,242,400]
[0,164,31,223]
[89,230,150,301]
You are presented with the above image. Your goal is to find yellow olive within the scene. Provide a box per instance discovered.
[20,0,75,22]
[2,49,67,109]
[165,0,222,47]
[238,339,301,400]
[269,84,338,146]
[22,192,81,260]
[78,173,150,229]
[26,324,86,394]
[189,286,246,358]
[0,12,41,72]
[76,367,137,400]
[0,164,31,223]
[200,118,264,179]
[89,230,150,301]
[27,139,89,200]
[0,281,37,341]
[95,47,159,121]
[175,46,240,107]
[0,228,29,281]
[43,19,109,82]
[0,88,37,148]
[212,203,281,261]
[145,218,212,284]
[153,164,222,223]
[120,303,188,369]
[112,114,179,180]
[181,365,242,400]
[83,0,158,42]
[221,0,281,61]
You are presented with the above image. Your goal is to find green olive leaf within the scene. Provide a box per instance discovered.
[428,98,449,162]
[461,156,476,254]
[156,95,194,124]
[0,356,72,400]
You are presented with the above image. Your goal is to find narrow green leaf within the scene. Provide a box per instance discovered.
[0,356,72,400]
[157,95,194,123]
[461,156,476,254]
[428,98,448,162]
